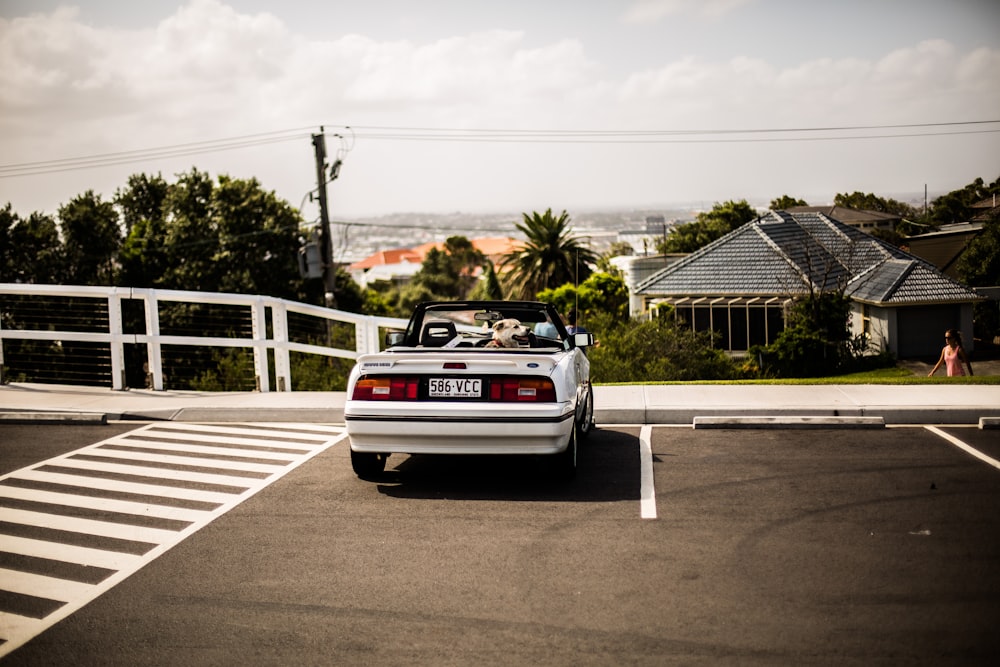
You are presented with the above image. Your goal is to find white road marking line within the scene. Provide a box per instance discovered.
[639,425,657,519]
[925,425,1000,470]
[45,459,262,488]
[0,423,348,659]
[128,421,338,442]
[0,568,97,602]
[98,437,302,461]
[110,429,320,450]
[81,447,289,474]
[0,486,209,522]
[0,507,179,544]
[0,535,145,570]
[12,469,243,504]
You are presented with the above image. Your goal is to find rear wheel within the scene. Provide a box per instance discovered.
[351,449,388,479]
[576,388,594,439]
[552,428,577,480]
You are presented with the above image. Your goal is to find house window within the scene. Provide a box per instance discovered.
[730,303,748,350]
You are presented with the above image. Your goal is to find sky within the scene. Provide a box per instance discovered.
[1,0,998,225]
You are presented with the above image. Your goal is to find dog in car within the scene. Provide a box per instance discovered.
[485,318,532,348]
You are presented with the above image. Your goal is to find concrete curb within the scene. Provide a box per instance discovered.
[3,382,999,427]
[170,408,344,423]
[0,411,107,425]
[693,416,885,429]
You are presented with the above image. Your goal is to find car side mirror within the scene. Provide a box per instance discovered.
[385,331,406,348]
[573,332,595,348]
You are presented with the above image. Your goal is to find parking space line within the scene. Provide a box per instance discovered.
[639,425,657,519]
[925,425,1000,471]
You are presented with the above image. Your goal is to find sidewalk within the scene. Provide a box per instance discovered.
[1,382,998,426]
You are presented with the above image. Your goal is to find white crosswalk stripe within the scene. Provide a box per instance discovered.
[0,422,346,658]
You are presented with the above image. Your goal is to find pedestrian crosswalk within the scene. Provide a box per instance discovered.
[0,422,347,658]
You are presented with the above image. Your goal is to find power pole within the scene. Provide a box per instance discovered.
[312,128,337,308]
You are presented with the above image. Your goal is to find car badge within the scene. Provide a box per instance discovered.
[527,362,539,368]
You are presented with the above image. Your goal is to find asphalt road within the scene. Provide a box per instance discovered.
[1,423,999,665]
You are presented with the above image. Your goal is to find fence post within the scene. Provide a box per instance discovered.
[355,315,379,356]
[271,300,291,392]
[0,313,5,385]
[143,290,164,390]
[108,289,126,390]
[251,298,270,392]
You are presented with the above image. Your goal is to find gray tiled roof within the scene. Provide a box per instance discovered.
[636,211,982,306]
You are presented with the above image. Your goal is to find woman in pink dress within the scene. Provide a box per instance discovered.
[928,329,974,377]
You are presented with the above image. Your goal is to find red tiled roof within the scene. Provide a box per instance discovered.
[350,237,524,272]
[412,237,522,260]
[348,248,422,271]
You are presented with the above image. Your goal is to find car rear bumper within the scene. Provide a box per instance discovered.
[345,400,575,454]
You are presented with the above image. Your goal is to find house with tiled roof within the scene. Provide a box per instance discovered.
[905,194,998,279]
[348,237,522,289]
[411,237,522,267]
[634,211,983,358]
[786,205,899,233]
[970,194,999,222]
[904,222,983,280]
[347,248,423,289]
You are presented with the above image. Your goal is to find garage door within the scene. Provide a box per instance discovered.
[895,305,960,358]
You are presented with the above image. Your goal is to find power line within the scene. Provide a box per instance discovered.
[0,128,314,178]
[345,119,1000,140]
[352,128,1000,144]
[1,120,997,179]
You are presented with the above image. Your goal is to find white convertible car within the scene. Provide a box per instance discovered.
[345,300,595,479]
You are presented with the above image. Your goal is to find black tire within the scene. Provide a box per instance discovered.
[576,388,595,439]
[351,449,388,479]
[553,427,577,480]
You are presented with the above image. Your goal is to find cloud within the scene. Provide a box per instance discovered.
[3,0,994,140]
[0,1,606,138]
[0,0,996,219]
[616,43,1000,128]
[621,0,753,23]
[338,31,599,108]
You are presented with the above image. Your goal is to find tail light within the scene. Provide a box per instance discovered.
[490,378,556,402]
[352,376,419,400]
[352,375,556,402]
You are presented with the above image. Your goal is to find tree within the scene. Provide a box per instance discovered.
[1,205,63,284]
[957,207,1000,343]
[468,259,504,300]
[395,236,489,310]
[770,195,807,209]
[117,173,170,288]
[596,242,635,273]
[408,247,462,300]
[927,176,1000,226]
[537,271,628,322]
[211,174,303,299]
[58,191,122,285]
[834,191,917,219]
[116,173,169,234]
[500,209,597,300]
[586,312,739,382]
[443,235,486,297]
[753,291,873,378]
[656,200,757,254]
[160,168,217,292]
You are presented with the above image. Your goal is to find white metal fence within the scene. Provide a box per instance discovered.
[0,284,409,391]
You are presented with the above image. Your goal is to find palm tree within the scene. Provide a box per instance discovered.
[500,209,597,300]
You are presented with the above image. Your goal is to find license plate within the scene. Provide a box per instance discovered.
[428,377,481,398]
